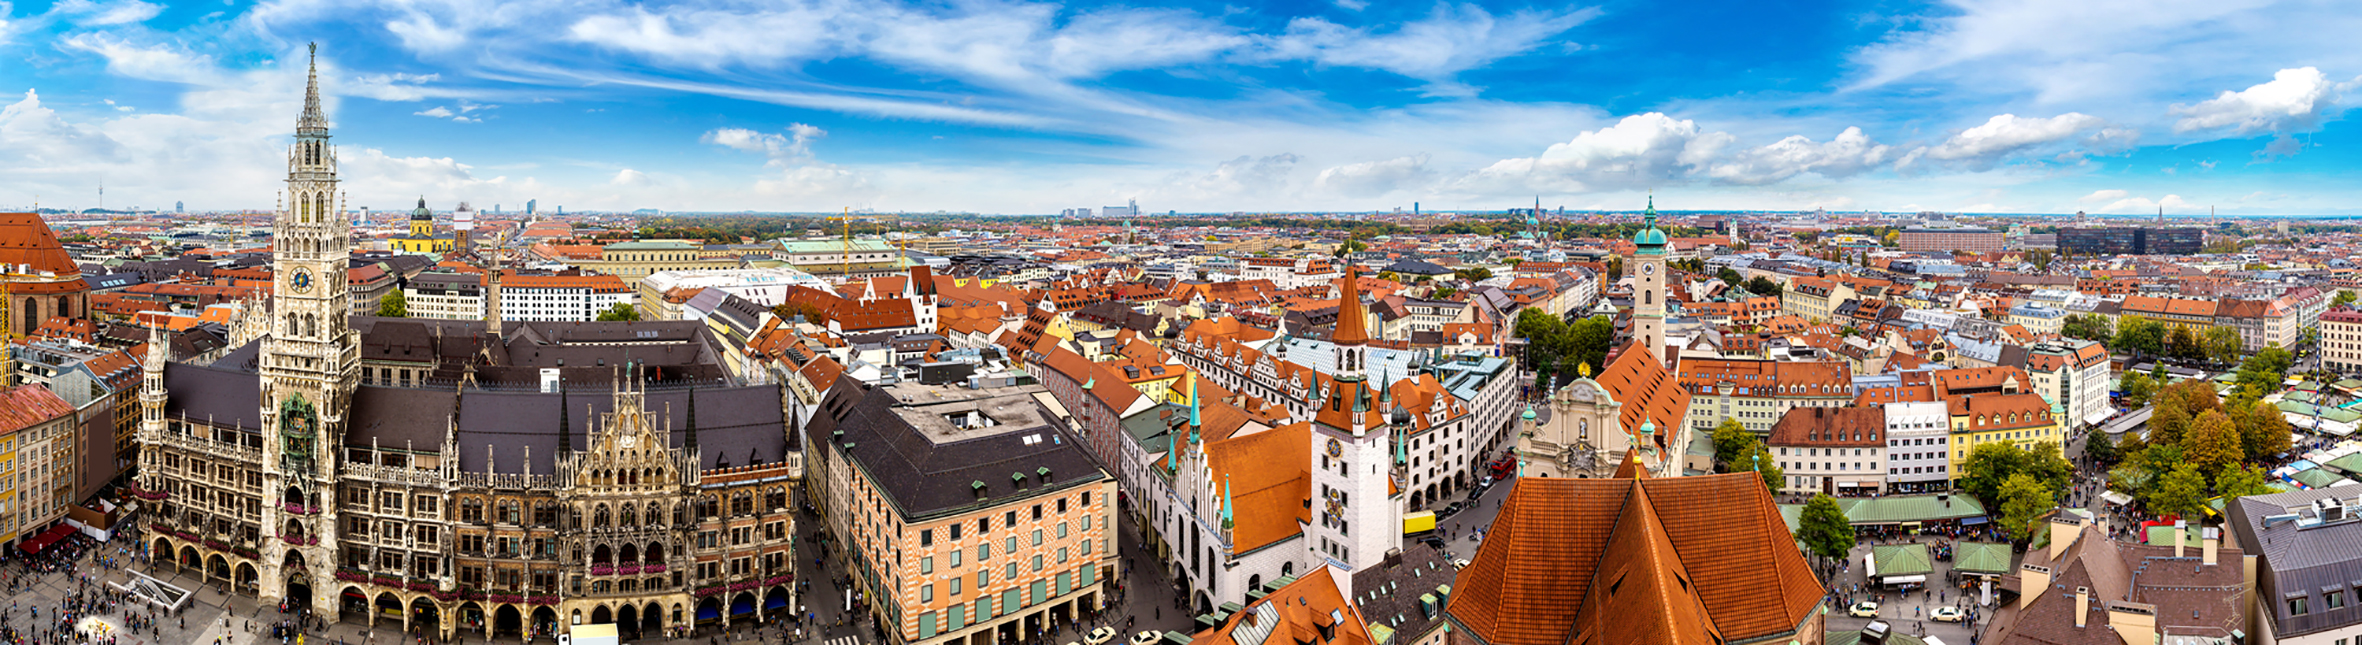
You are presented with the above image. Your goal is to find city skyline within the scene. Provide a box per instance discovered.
[2,0,2360,215]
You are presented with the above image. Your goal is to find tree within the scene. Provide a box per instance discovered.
[2061,314,2113,342]
[1740,443,1783,494]
[1796,494,1857,563]
[1711,418,1754,466]
[2119,372,2158,408]
[2234,346,2296,397]
[2201,325,2244,364]
[2236,399,2293,459]
[1746,276,1783,297]
[1565,315,1614,378]
[596,302,642,322]
[1958,442,2032,504]
[376,290,408,318]
[2084,430,2120,465]
[2112,317,2166,356]
[2335,290,2358,308]
[1453,267,1493,282]
[2148,464,2210,520]
[1331,239,1367,257]
[2149,404,2192,448]
[1716,267,1743,287]
[2180,409,2244,475]
[2215,464,2275,500]
[2166,324,2202,360]
[2025,441,2074,494]
[1606,256,1625,280]
[1997,474,2053,542]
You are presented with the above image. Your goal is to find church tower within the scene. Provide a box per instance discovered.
[1309,265,1397,575]
[258,43,359,615]
[1630,196,1668,363]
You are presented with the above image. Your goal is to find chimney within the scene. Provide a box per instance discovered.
[2074,586,2089,628]
[2107,601,2158,645]
[2202,527,2219,566]
[2174,520,2186,558]
[2049,517,2083,561]
[2019,564,2051,611]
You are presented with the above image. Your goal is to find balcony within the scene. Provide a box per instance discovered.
[282,503,319,515]
[278,533,319,546]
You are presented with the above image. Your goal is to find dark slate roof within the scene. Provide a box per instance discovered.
[818,375,1106,520]
[2225,488,2362,637]
[160,363,264,432]
[446,385,788,474]
[1351,542,1457,645]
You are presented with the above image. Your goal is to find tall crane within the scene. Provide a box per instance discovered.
[823,210,902,282]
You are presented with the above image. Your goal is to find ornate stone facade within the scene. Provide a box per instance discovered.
[130,46,801,643]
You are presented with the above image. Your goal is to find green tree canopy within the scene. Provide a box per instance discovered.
[2113,317,2165,356]
[1796,494,1857,562]
[596,302,642,322]
[1745,276,1783,297]
[2119,372,2158,408]
[1740,443,1783,494]
[376,290,408,318]
[2335,290,2358,308]
[2166,324,2202,360]
[1997,473,2053,542]
[2060,314,2113,343]
[1711,418,1755,466]
[2148,464,2210,520]
[2235,399,2293,459]
[2201,325,2244,364]
[2215,464,2275,500]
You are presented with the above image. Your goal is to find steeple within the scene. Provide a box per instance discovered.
[686,386,700,449]
[298,43,327,135]
[1334,264,1368,347]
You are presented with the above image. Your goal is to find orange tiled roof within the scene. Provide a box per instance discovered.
[0,385,73,434]
[1597,344,1685,451]
[1446,474,1821,645]
[1203,420,1312,553]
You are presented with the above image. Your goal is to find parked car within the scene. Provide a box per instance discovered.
[1848,601,1879,618]
[1930,607,1963,623]
[1419,535,1447,551]
[1129,632,1163,645]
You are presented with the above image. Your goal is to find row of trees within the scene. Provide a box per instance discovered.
[2109,318,2246,365]
[1709,419,1785,493]
[1515,309,1615,391]
[2106,379,2290,520]
[1956,441,2075,541]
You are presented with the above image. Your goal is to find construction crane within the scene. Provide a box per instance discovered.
[823,209,902,283]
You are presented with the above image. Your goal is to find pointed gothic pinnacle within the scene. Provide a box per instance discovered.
[299,43,326,131]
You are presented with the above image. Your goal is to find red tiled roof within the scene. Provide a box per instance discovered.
[0,385,73,434]
[1447,474,1821,645]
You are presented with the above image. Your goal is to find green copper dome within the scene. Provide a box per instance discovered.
[1520,405,1537,421]
[1631,195,1668,252]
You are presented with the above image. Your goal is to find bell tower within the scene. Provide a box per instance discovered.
[258,43,359,616]
[1629,196,1669,363]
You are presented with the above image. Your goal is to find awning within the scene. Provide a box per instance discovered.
[1959,516,1990,526]
[16,524,72,554]
[2083,410,2113,426]
[1863,553,1877,578]
[731,598,755,616]
[1882,574,1927,585]
[2102,491,2133,506]
[696,606,720,622]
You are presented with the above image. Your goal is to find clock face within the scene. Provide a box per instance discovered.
[289,269,314,294]
[1325,437,1343,458]
[1642,263,1656,276]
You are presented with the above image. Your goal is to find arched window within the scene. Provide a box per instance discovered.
[593,504,610,527]
[619,504,637,526]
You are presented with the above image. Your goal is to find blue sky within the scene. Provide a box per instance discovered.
[1,0,2360,215]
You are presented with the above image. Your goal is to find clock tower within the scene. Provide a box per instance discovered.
[258,43,359,615]
[1630,196,1668,363]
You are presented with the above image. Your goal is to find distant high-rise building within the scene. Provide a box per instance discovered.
[556,206,563,215]
[526,199,537,215]
[174,201,184,213]
[2058,227,2203,255]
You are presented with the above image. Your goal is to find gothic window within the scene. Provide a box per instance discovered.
[620,503,636,526]
[594,504,610,526]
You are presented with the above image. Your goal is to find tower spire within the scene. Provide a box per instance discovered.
[299,43,327,134]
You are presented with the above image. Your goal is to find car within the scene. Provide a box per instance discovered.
[1453,558,1470,569]
[1129,632,1163,645]
[1086,627,1118,645]
[1419,535,1447,551]
[1848,601,1880,618]
[1930,607,1963,623]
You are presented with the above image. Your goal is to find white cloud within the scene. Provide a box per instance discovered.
[49,0,162,26]
[1903,113,2108,170]
[0,90,127,166]
[2077,189,2127,203]
[2172,67,2355,136]
[611,168,648,186]
[1314,155,1431,196]
[1706,127,1893,185]
[701,123,873,203]
[1459,113,1731,194]
[414,106,453,118]
[1172,153,1301,197]
[2092,193,2195,214]
[702,124,827,164]
[1332,0,1369,10]
[345,72,444,101]
[56,33,223,85]
[566,6,839,69]
[1263,4,1601,89]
